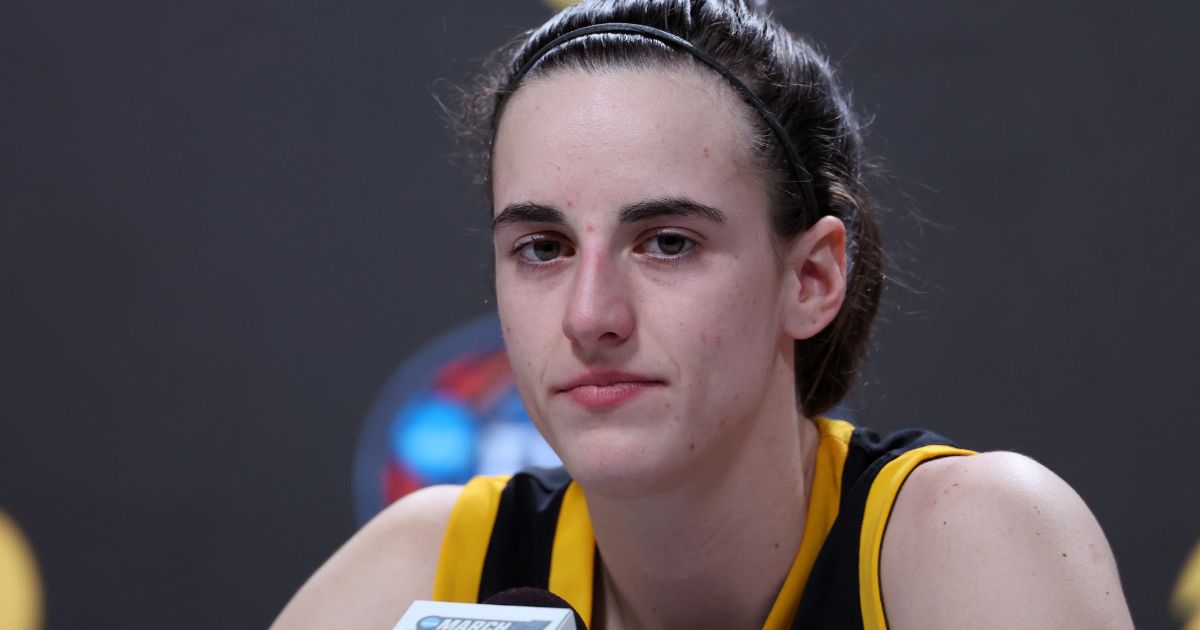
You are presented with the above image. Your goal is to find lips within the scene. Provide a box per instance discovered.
[555,371,664,410]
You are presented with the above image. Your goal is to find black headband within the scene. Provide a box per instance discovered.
[503,22,821,220]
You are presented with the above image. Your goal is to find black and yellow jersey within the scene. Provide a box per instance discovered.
[433,417,974,629]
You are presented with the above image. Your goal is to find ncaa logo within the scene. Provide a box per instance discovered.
[353,313,560,525]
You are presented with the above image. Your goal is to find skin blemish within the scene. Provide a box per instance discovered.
[566,199,573,208]
[700,333,707,344]
[585,223,595,233]
[714,335,722,346]
[689,441,695,451]
[1062,553,1068,558]
[773,542,780,549]
[702,147,710,158]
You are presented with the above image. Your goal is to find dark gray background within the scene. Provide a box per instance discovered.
[2,1,1196,628]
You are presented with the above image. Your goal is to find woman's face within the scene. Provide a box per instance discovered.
[492,68,797,497]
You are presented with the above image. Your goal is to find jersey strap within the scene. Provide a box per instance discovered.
[762,417,855,628]
[791,426,975,629]
[859,443,975,628]
[433,468,594,624]
[433,474,511,603]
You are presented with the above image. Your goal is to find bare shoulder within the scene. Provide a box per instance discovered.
[271,484,462,630]
[880,451,1134,630]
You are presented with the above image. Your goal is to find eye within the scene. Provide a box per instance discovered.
[514,235,574,263]
[639,231,697,258]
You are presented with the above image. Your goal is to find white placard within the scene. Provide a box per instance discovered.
[392,600,576,630]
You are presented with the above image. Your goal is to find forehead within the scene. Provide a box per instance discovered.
[491,68,769,219]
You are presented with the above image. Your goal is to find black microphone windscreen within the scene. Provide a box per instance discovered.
[483,587,588,630]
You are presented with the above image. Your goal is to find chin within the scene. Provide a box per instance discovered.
[553,429,693,500]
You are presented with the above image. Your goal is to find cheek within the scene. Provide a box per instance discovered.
[496,276,559,382]
[681,263,783,384]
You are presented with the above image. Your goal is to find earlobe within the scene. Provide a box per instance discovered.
[782,216,847,340]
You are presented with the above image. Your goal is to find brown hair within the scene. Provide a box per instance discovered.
[454,0,883,418]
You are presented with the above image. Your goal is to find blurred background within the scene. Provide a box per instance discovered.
[2,0,1198,628]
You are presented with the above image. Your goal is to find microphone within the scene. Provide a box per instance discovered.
[484,587,587,630]
[392,587,584,630]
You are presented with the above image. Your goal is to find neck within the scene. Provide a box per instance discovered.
[585,395,821,630]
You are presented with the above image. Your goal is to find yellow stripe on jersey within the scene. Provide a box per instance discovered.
[859,445,976,629]
[548,481,596,628]
[433,475,512,602]
[762,417,855,629]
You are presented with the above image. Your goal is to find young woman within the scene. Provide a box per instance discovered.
[274,2,1134,628]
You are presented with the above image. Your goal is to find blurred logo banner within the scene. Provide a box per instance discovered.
[353,313,559,525]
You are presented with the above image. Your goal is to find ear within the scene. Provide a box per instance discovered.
[781,216,847,341]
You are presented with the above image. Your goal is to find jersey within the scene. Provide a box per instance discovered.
[432,418,975,629]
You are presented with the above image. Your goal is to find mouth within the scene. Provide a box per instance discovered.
[555,372,665,410]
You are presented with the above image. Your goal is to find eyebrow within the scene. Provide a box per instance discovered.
[492,197,726,231]
[619,197,726,224]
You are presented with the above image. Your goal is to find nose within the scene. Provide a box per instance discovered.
[562,250,635,354]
